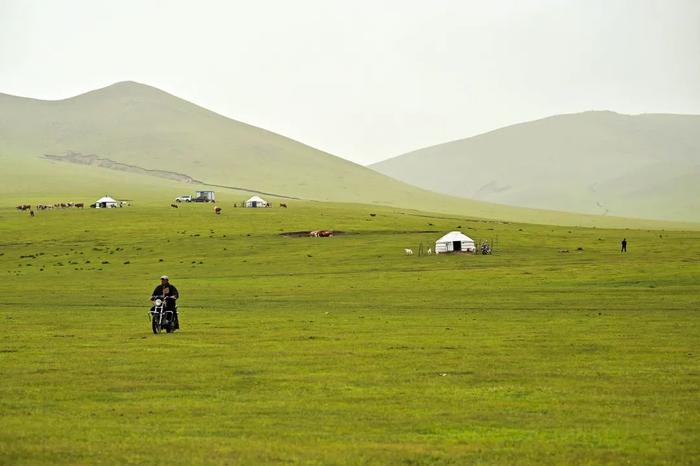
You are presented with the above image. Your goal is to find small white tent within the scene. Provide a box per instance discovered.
[94,196,119,208]
[435,231,476,253]
[245,195,268,208]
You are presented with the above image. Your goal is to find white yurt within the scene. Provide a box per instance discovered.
[245,195,268,208]
[435,231,476,253]
[94,196,119,208]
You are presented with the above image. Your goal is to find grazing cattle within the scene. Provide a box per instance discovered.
[16,204,31,211]
[30,210,35,217]
[170,204,179,209]
[404,248,413,256]
[75,203,84,208]
[280,203,288,208]
[215,207,222,215]
[369,213,376,217]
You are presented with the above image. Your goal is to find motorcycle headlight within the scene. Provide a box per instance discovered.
[155,299,163,306]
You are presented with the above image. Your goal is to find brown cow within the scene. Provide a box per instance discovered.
[75,203,84,208]
[214,207,222,215]
[170,204,179,208]
[280,203,288,208]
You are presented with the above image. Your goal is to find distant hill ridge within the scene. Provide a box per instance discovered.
[371,111,700,222]
[0,80,453,205]
[1,81,697,228]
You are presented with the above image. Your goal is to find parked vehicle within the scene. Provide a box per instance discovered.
[175,194,192,202]
[193,191,216,202]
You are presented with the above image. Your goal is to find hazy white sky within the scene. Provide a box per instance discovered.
[1,0,699,164]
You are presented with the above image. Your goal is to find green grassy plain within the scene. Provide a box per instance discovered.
[1,201,699,465]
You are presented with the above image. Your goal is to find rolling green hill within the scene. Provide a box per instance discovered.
[1,82,697,229]
[371,111,700,222]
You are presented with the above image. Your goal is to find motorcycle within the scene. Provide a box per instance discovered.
[150,296,178,334]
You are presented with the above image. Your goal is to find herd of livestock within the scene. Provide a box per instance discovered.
[16,202,84,211]
[17,200,335,238]
[17,200,290,213]
[14,201,493,254]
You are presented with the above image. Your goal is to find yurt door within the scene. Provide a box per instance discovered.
[453,241,462,251]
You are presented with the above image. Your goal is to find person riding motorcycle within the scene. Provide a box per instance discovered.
[151,275,180,330]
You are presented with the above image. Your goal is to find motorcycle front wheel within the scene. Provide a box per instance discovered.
[151,317,160,334]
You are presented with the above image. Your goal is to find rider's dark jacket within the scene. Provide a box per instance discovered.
[151,283,179,307]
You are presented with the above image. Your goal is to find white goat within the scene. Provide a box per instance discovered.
[404,248,413,256]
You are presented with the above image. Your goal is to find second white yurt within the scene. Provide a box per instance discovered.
[435,231,476,253]
[245,195,268,208]
[94,196,119,208]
